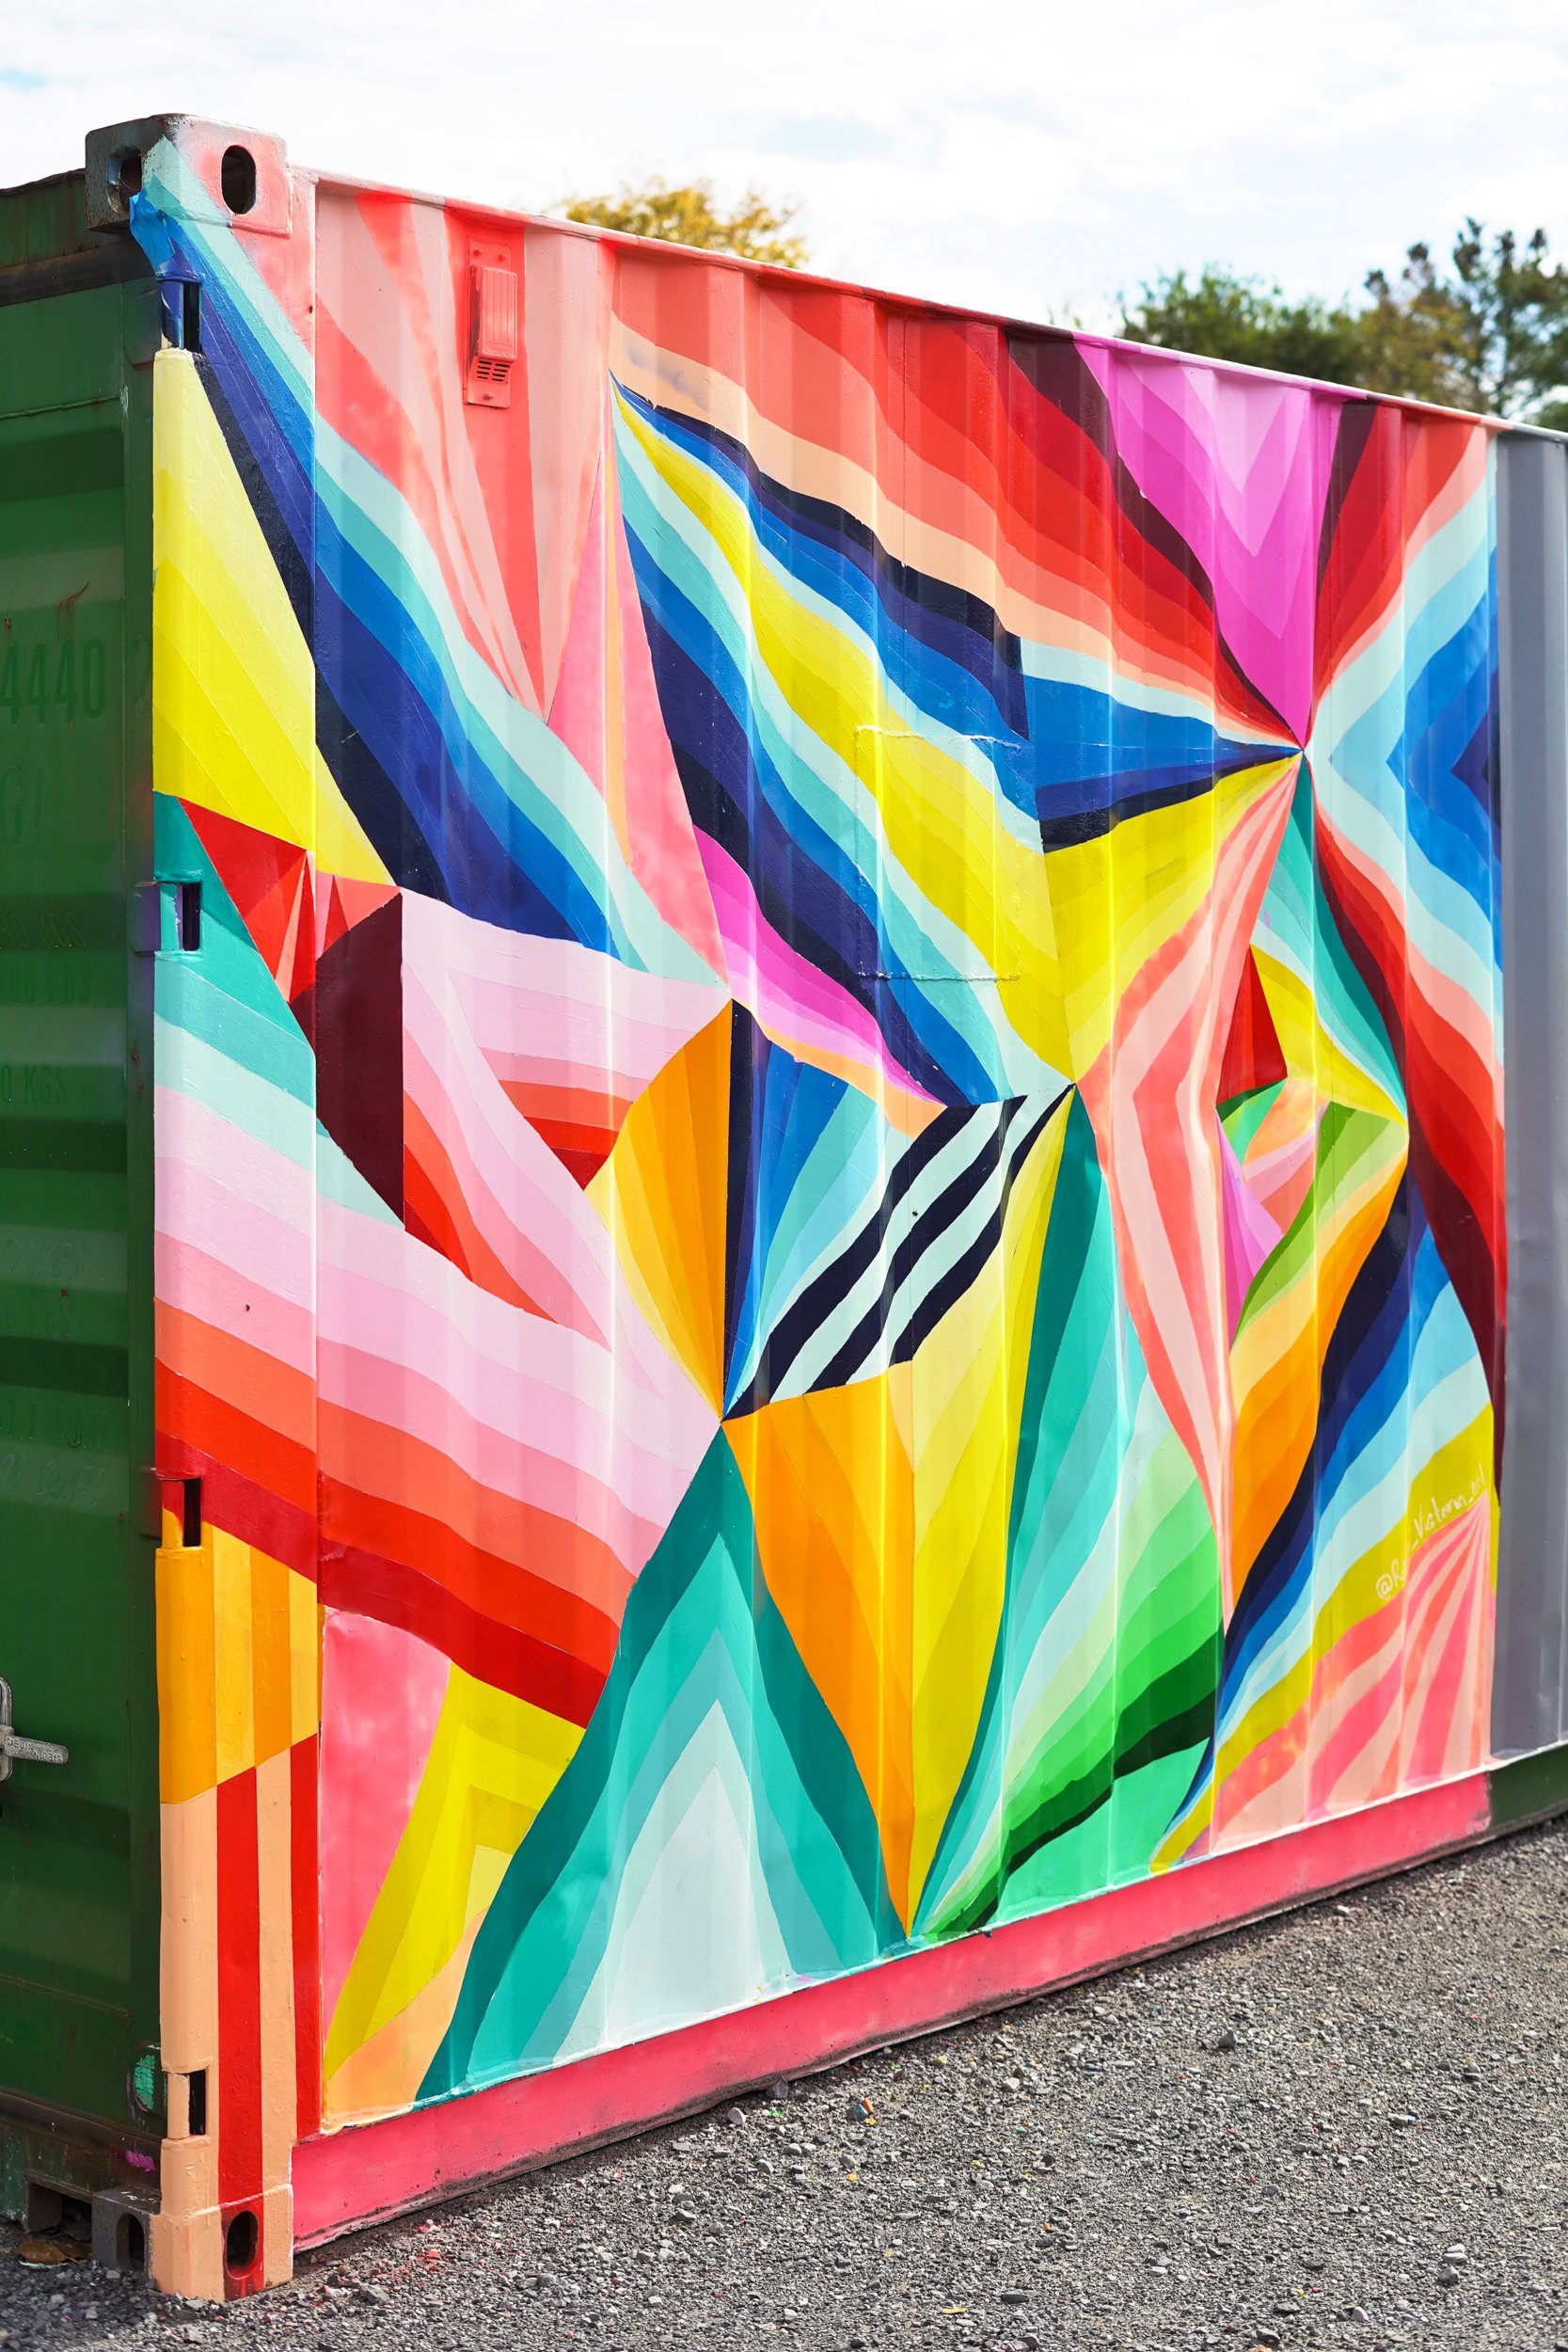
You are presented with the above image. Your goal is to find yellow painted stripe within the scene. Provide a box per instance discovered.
[904,1102,1069,1916]
[153,352,389,883]
[156,1514,216,1808]
[324,1668,582,2080]
[156,1505,318,1799]
[212,1526,257,1787]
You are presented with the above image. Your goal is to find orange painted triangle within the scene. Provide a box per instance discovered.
[588,1006,731,1413]
[331,876,400,937]
[725,1377,917,1930]
[243,866,300,986]
[1218,950,1287,1104]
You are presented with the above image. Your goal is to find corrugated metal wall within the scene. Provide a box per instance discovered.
[30,111,1546,2281]
[127,137,1513,2126]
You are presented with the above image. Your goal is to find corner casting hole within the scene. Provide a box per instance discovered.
[116,2213,147,2273]
[224,2208,260,2277]
[181,1476,202,1549]
[221,146,257,215]
[186,2068,207,2137]
[176,880,201,952]
[114,151,142,205]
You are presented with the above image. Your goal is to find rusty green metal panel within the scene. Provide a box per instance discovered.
[0,171,96,271]
[0,254,161,2153]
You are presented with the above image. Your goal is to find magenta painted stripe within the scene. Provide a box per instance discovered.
[293,1769,1490,2249]
[698,834,938,1109]
[1074,347,1338,745]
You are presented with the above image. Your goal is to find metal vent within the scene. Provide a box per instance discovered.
[467,246,518,408]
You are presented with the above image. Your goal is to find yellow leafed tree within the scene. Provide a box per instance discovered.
[559,177,808,269]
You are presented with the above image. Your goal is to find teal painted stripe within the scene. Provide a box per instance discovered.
[154,1019,315,1165]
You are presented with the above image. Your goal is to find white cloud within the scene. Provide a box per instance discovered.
[5,0,1568,325]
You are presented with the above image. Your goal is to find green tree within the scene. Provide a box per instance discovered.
[1346,246,1465,405]
[1119,268,1368,387]
[1425,222,1568,414]
[559,178,807,268]
[1120,225,1568,420]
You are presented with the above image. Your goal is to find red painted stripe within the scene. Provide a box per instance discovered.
[293,1768,1490,2247]
[157,1365,316,1514]
[403,1098,543,1312]
[1314,822,1505,1438]
[319,1542,608,1724]
[292,1737,323,2143]
[316,1445,628,1661]
[154,1441,319,1580]
[216,1771,264,2208]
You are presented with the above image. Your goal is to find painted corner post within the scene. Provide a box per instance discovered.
[92,115,323,2296]
[1495,428,1568,1758]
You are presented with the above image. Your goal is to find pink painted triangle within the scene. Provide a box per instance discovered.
[547,464,609,792]
[1220,1118,1283,1341]
[524,227,613,708]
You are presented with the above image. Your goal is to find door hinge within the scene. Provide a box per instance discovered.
[129,882,162,956]
[0,1677,70,1784]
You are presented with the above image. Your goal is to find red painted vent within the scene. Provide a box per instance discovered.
[467,246,518,408]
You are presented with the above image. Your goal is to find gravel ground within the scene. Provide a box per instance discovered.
[5,1817,1568,2352]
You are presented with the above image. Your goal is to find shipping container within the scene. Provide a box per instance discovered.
[3,112,1568,2299]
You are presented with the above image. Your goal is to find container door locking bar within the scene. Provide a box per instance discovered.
[0,1677,69,1783]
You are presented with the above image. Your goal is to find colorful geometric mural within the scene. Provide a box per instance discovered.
[130,132,1503,2244]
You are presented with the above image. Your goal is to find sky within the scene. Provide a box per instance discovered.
[6,0,1568,328]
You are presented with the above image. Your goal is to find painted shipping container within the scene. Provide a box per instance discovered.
[3,111,1568,2298]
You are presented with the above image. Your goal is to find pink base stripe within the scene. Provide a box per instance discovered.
[293,1770,1489,2246]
